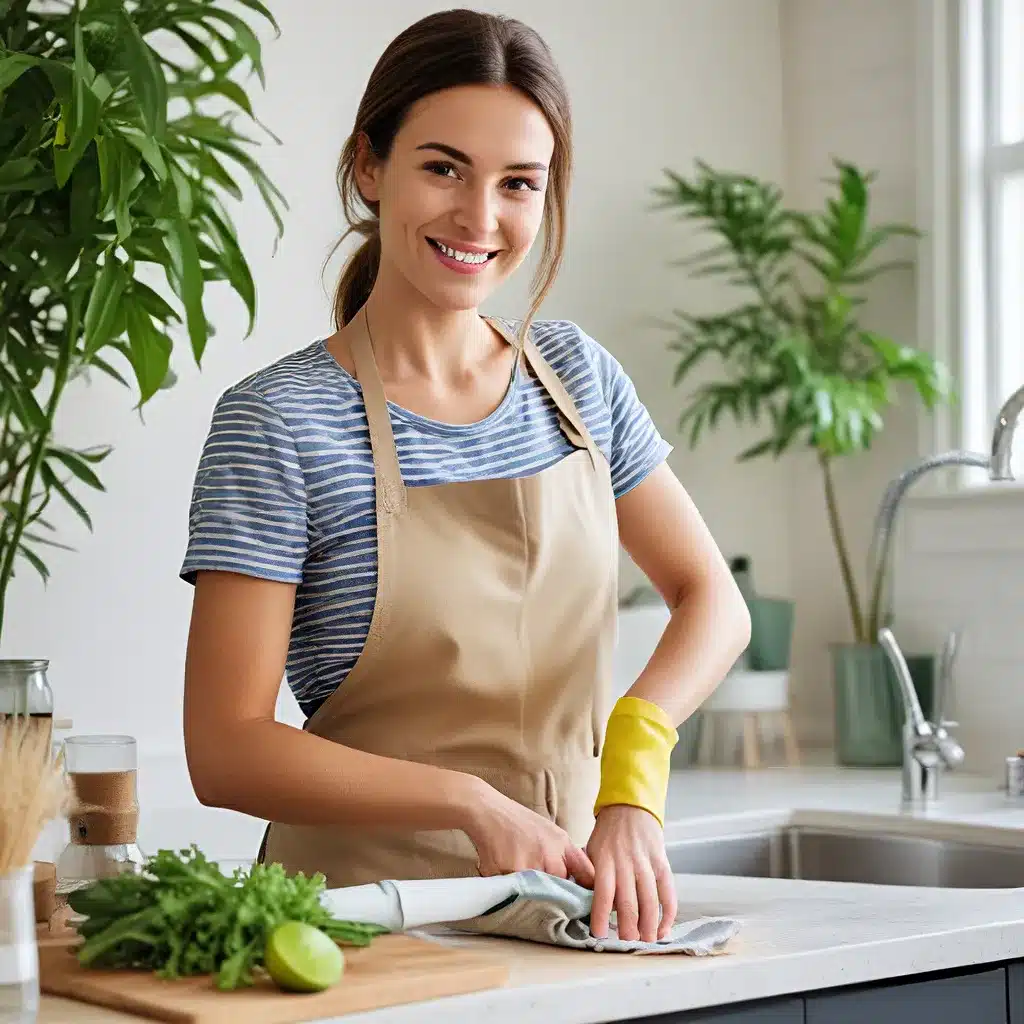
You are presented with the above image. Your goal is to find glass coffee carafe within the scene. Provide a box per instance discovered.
[55,735,145,908]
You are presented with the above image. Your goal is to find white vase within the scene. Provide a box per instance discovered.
[0,864,39,1024]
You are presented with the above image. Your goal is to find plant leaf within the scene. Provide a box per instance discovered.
[88,353,131,389]
[161,217,207,363]
[83,253,128,356]
[200,8,267,87]
[124,299,172,403]
[120,125,168,180]
[40,463,93,531]
[200,201,255,335]
[54,78,103,187]
[47,448,105,491]
[737,438,776,461]
[17,543,50,583]
[0,53,36,94]
[115,10,167,139]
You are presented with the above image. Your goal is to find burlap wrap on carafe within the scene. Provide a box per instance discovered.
[67,770,139,845]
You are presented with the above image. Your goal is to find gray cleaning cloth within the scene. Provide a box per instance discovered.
[321,869,739,955]
[451,870,739,954]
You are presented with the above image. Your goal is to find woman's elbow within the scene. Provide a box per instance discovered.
[715,567,753,658]
[188,764,221,808]
[185,738,229,809]
[733,594,753,655]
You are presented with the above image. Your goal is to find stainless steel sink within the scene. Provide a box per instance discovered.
[666,824,1024,889]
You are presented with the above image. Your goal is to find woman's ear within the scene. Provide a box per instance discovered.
[353,132,382,203]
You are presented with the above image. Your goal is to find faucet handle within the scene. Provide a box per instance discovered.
[878,628,929,734]
[933,726,966,768]
[933,627,962,729]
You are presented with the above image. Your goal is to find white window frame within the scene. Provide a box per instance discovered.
[917,0,1024,496]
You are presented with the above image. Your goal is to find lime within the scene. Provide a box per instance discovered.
[264,921,344,993]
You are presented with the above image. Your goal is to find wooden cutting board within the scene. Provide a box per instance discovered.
[39,933,509,1023]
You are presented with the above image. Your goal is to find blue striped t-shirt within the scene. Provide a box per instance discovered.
[181,318,672,716]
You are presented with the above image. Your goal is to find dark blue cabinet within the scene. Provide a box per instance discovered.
[624,963,1015,1023]
[1008,962,1024,1023]
[805,966,1006,1024]
[629,998,803,1022]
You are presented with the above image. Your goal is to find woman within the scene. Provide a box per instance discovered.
[182,9,749,944]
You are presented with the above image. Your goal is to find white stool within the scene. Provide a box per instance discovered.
[697,670,799,769]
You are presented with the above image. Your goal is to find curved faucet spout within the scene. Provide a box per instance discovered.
[991,382,1024,481]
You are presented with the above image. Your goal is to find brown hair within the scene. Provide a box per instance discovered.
[328,9,573,340]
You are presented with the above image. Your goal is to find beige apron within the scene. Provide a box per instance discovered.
[259,318,620,887]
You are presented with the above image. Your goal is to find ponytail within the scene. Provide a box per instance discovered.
[331,230,381,330]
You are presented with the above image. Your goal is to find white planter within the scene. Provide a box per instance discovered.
[703,669,790,713]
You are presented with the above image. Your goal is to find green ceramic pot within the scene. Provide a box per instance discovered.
[748,597,795,671]
[831,644,935,767]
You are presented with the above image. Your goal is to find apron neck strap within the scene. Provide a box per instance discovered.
[351,314,407,516]
[487,319,604,465]
[352,314,606,513]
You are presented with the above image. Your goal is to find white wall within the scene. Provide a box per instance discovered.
[894,494,1024,776]
[8,1,789,841]
[778,0,925,749]
[777,1,1024,775]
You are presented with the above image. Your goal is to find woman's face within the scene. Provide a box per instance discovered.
[356,84,555,312]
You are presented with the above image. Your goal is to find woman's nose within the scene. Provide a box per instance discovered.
[452,183,500,238]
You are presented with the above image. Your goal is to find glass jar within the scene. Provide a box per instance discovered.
[0,864,38,1024]
[55,736,144,908]
[0,661,53,756]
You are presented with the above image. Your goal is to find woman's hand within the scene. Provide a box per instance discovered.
[464,780,596,884]
[586,805,677,942]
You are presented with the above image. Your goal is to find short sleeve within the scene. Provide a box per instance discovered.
[586,333,673,498]
[180,388,308,585]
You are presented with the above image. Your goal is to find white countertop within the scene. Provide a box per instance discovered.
[40,761,1024,1023]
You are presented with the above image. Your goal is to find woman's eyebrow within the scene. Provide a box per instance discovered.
[415,141,547,172]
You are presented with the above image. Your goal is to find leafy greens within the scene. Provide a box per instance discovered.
[67,845,386,990]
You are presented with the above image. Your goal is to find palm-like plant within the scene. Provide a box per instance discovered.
[0,0,285,642]
[653,159,953,644]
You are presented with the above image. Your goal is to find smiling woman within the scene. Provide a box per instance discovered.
[180,8,750,948]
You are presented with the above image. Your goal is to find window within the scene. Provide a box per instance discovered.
[957,0,1024,478]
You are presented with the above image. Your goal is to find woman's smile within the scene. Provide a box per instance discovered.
[425,236,501,276]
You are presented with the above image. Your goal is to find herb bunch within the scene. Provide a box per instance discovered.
[68,845,386,990]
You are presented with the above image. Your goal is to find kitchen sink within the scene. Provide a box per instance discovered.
[666,824,1024,889]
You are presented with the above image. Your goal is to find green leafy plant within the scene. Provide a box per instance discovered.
[69,845,386,990]
[0,0,287,642]
[653,159,953,644]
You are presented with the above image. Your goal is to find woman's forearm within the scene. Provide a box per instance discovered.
[187,719,483,831]
[625,573,751,725]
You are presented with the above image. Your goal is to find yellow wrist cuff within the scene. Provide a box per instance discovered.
[594,696,678,828]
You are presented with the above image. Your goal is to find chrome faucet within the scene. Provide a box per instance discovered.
[868,381,1024,805]
[879,627,965,806]
[870,380,1024,595]
[990,381,1024,481]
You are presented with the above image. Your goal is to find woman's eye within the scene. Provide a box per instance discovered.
[423,161,459,179]
[504,177,541,193]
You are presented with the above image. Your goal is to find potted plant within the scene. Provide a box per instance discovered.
[651,158,953,766]
[0,2,285,700]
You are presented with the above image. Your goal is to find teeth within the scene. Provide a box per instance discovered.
[437,242,490,264]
